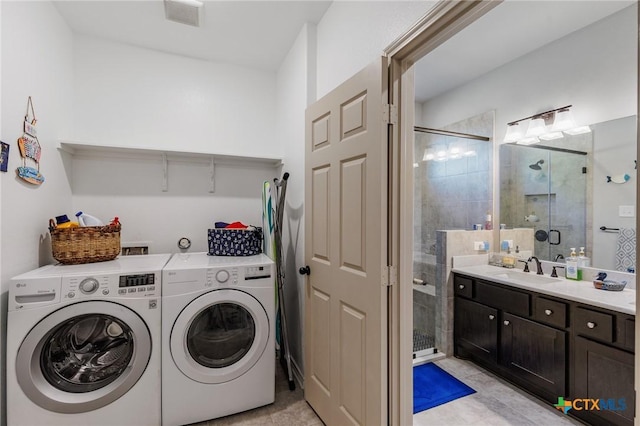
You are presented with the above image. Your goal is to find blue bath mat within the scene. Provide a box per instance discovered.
[413,363,476,414]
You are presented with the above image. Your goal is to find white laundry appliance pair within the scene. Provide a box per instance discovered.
[7,252,276,426]
[161,252,276,426]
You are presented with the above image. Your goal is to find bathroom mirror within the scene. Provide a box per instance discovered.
[499,115,637,270]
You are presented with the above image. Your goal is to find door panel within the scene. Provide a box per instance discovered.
[312,166,331,262]
[304,57,388,425]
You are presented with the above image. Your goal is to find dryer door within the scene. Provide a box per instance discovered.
[16,301,151,413]
[171,289,270,384]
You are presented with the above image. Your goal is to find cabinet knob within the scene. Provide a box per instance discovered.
[459,284,465,289]
[544,309,553,316]
[503,320,510,326]
[488,314,495,320]
[587,321,596,329]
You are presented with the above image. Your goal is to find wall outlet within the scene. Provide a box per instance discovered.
[619,205,635,217]
[474,241,486,251]
[122,241,152,255]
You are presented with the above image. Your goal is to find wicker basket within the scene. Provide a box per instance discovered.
[50,223,121,265]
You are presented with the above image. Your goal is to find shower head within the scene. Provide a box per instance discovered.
[529,159,545,170]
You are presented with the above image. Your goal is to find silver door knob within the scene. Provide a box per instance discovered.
[459,284,465,289]
[545,309,553,316]
[488,314,495,320]
[504,320,510,326]
[587,321,596,329]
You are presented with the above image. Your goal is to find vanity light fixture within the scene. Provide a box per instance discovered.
[524,117,548,137]
[504,105,591,144]
[421,144,476,163]
[503,123,524,143]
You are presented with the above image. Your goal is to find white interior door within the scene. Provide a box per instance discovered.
[304,57,389,425]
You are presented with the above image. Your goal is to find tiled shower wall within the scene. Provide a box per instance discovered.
[499,132,592,261]
[413,111,494,354]
[413,110,494,259]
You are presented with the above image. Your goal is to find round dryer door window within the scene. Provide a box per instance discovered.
[16,301,151,414]
[171,289,269,384]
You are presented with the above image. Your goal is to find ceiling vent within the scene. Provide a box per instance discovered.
[164,0,203,27]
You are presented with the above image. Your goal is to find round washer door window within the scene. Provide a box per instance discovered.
[171,289,269,384]
[16,301,151,414]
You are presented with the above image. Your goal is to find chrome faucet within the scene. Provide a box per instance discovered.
[528,256,544,275]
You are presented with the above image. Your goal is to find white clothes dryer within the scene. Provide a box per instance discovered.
[7,254,171,426]
[162,253,275,426]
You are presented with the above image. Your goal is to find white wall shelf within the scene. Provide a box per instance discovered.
[58,141,283,193]
[58,141,283,166]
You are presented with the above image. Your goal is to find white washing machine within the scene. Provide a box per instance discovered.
[162,252,275,426]
[7,254,171,426]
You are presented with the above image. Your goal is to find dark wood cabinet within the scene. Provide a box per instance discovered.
[501,312,566,402]
[573,336,634,426]
[454,273,635,426]
[454,297,498,364]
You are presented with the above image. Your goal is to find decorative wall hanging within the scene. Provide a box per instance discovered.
[606,173,631,184]
[0,141,9,172]
[16,96,44,185]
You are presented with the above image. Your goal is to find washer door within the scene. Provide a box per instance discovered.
[171,289,269,384]
[16,301,151,414]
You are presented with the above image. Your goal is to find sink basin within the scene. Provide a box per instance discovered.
[486,270,562,285]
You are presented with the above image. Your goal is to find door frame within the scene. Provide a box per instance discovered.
[383,1,502,424]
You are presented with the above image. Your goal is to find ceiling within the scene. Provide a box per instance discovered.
[53,0,332,71]
[415,0,635,103]
[53,1,634,97]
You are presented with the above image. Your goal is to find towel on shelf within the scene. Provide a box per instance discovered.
[615,227,636,272]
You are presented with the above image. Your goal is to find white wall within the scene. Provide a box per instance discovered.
[315,1,436,98]
[73,35,279,158]
[1,1,75,421]
[70,36,281,254]
[421,5,637,141]
[591,115,637,270]
[275,22,315,383]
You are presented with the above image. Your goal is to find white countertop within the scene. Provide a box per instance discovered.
[452,264,636,316]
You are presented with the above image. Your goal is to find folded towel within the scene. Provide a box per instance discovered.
[615,227,636,272]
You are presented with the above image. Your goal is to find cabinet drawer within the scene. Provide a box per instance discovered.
[534,297,567,329]
[574,307,614,343]
[454,276,473,298]
[475,281,530,317]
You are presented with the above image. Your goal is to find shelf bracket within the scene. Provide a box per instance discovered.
[162,153,168,192]
[209,156,215,193]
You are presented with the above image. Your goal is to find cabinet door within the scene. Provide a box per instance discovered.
[501,313,566,401]
[455,297,498,364]
[573,336,634,426]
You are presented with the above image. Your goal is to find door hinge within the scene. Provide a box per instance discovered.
[383,265,397,287]
[383,104,398,125]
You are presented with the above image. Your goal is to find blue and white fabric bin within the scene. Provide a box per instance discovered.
[207,228,263,256]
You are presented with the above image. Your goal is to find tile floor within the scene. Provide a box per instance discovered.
[197,357,583,426]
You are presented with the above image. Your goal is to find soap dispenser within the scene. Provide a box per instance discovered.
[502,246,516,268]
[578,246,590,268]
[566,247,580,280]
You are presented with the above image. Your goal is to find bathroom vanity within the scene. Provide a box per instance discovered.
[453,265,634,426]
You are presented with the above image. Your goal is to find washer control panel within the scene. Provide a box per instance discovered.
[61,272,160,300]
